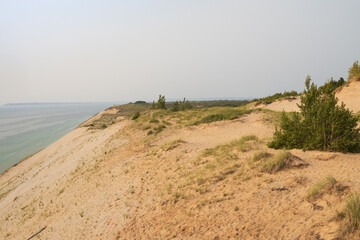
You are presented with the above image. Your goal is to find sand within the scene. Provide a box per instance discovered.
[253,77,360,114]
[0,107,359,239]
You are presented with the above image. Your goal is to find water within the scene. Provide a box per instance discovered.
[0,103,115,174]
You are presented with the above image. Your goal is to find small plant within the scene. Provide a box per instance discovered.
[132,112,140,120]
[149,118,159,124]
[306,175,337,200]
[155,125,166,135]
[260,151,291,173]
[79,211,84,217]
[147,130,153,135]
[142,125,151,130]
[344,192,360,231]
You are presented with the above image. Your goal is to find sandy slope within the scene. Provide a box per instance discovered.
[0,110,359,239]
[253,97,301,112]
[254,77,360,114]
[335,78,360,113]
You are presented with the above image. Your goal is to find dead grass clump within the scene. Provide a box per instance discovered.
[260,151,291,173]
[306,175,337,200]
[252,150,271,162]
[161,139,185,151]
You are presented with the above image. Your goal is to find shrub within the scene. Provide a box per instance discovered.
[180,97,192,111]
[318,77,346,94]
[157,95,166,109]
[172,101,180,112]
[269,76,360,153]
[254,90,298,103]
[132,112,140,120]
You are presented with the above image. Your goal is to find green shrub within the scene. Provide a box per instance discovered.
[157,95,167,109]
[172,101,180,112]
[318,77,346,94]
[149,118,159,124]
[180,97,192,111]
[254,90,298,103]
[269,76,360,153]
[132,112,140,120]
[155,125,166,135]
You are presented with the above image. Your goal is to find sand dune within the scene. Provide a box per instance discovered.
[335,77,360,113]
[254,77,360,114]
[1,107,359,239]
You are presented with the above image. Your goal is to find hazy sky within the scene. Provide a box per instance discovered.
[1,0,360,105]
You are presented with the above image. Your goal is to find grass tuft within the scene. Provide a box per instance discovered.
[344,192,360,232]
[260,151,290,173]
[161,139,185,151]
[252,150,270,162]
[306,175,337,200]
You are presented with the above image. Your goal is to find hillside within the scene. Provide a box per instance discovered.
[0,103,359,239]
[253,77,360,114]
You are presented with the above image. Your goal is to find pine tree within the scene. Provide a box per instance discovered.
[269,76,360,153]
[156,95,166,110]
[172,101,180,112]
[348,60,360,80]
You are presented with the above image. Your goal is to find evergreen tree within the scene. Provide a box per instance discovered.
[269,76,360,153]
[180,97,192,111]
[156,95,166,110]
[151,101,156,109]
[172,101,180,112]
[348,60,360,80]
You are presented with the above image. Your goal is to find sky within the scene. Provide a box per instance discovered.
[1,0,360,105]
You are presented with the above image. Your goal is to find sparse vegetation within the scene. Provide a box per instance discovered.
[132,112,140,120]
[160,139,185,151]
[192,109,252,125]
[269,76,360,153]
[251,150,270,162]
[344,192,360,232]
[318,77,346,94]
[254,90,298,103]
[306,175,337,200]
[260,151,291,173]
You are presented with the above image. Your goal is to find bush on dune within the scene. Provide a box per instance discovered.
[269,76,360,153]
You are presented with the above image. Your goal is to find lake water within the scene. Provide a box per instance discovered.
[0,103,115,174]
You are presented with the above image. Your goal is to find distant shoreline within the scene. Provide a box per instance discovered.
[2,102,120,107]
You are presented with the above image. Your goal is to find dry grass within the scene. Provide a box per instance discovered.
[306,175,337,200]
[260,151,291,173]
[161,139,185,151]
[344,192,360,232]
